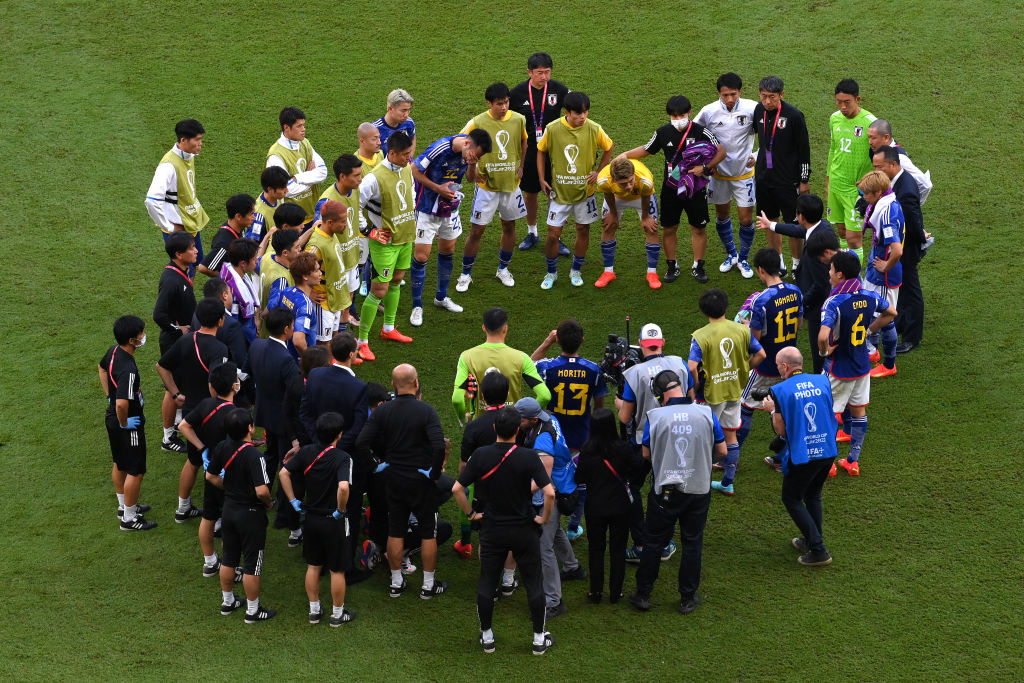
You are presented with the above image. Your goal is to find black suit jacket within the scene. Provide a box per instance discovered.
[774,219,836,313]
[300,365,368,453]
[245,338,303,438]
[893,171,926,266]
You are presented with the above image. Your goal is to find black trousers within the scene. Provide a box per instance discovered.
[895,257,924,345]
[636,489,711,600]
[781,457,834,554]
[476,523,546,634]
[628,452,650,547]
[585,511,630,600]
[266,432,299,531]
[805,308,824,374]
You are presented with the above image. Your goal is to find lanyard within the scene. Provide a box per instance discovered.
[669,122,694,166]
[481,444,517,481]
[223,442,251,471]
[193,333,209,372]
[108,347,120,388]
[528,82,548,133]
[201,400,233,425]
[304,446,333,475]
[764,106,782,151]
[165,263,193,288]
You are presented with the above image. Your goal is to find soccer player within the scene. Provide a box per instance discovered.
[751,76,812,277]
[736,249,804,458]
[304,199,353,343]
[867,119,932,204]
[694,73,759,279]
[453,307,551,421]
[536,91,614,289]
[258,228,300,335]
[206,407,275,622]
[220,239,261,343]
[623,95,726,284]
[198,194,256,278]
[409,129,492,327]
[857,170,903,378]
[826,79,876,260]
[356,131,418,360]
[594,157,660,288]
[316,157,364,325]
[374,89,416,156]
[146,119,210,273]
[267,106,327,224]
[819,251,897,476]
[278,252,322,361]
[248,167,291,242]
[456,82,529,292]
[356,123,385,298]
[99,315,156,531]
[509,52,572,253]
[688,288,766,495]
[279,412,357,626]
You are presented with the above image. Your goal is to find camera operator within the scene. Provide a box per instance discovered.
[761,347,837,566]
[614,323,693,562]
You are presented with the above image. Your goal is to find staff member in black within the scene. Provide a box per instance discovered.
[752,76,812,277]
[194,278,249,399]
[99,315,156,531]
[157,297,228,524]
[206,407,275,623]
[178,361,239,577]
[509,51,571,254]
[153,230,199,454]
[280,412,358,627]
[452,406,556,655]
[355,363,447,599]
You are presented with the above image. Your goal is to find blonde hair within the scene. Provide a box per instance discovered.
[387,89,414,108]
[610,157,634,181]
[857,170,890,194]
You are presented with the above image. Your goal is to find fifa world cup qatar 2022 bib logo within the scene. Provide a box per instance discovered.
[496,130,510,160]
[803,402,818,432]
[674,436,689,469]
[719,338,735,369]
[395,180,409,211]
[564,144,579,174]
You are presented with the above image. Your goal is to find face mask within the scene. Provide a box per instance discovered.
[135,335,147,348]
[671,117,689,131]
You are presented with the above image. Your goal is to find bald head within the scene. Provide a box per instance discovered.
[357,122,377,139]
[777,347,803,376]
[392,363,419,394]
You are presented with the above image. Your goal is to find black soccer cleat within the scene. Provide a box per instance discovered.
[220,597,243,615]
[174,505,203,523]
[691,260,709,283]
[202,560,221,578]
[329,609,357,627]
[161,436,187,453]
[532,632,555,655]
[663,265,682,283]
[308,606,324,625]
[244,606,277,623]
[120,515,157,531]
[480,634,496,654]
[420,580,449,600]
[389,578,409,598]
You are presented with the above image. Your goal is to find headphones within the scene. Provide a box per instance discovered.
[650,369,682,402]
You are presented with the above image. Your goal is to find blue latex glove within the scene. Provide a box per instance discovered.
[290,499,304,513]
[417,467,432,479]
[201,448,211,471]
[218,469,226,478]
[121,416,141,430]
[332,509,342,520]
[374,462,389,474]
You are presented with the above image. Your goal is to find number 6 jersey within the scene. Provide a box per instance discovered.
[821,287,891,379]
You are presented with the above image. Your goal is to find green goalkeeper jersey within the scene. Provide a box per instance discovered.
[452,342,550,419]
[827,108,876,186]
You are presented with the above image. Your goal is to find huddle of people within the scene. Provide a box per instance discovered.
[99,53,933,651]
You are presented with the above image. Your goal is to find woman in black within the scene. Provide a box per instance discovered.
[574,408,642,603]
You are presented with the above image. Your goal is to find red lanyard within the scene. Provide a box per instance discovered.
[193,333,209,372]
[108,347,119,388]
[669,122,694,166]
[165,263,193,288]
[763,106,782,151]
[481,444,517,480]
[602,458,624,482]
[201,400,233,425]
[223,442,251,471]
[528,82,548,133]
[304,446,333,475]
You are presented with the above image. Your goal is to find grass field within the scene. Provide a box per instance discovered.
[2,0,1023,678]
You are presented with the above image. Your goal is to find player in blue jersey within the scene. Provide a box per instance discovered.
[819,251,896,477]
[374,89,417,156]
[737,248,803,462]
[408,129,492,328]
[277,252,321,361]
[858,170,904,379]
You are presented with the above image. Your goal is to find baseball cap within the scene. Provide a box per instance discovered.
[639,323,664,349]
[514,397,550,422]
[652,369,682,396]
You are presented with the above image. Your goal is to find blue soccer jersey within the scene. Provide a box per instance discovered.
[278,286,318,360]
[536,355,608,449]
[413,135,469,215]
[374,116,416,155]
[820,290,890,379]
[864,193,905,288]
[247,193,279,241]
[749,283,804,377]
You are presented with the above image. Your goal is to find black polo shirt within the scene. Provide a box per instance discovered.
[210,438,270,507]
[100,345,144,427]
[458,443,550,526]
[153,262,196,336]
[182,397,234,450]
[643,122,720,191]
[461,407,500,462]
[202,223,242,273]
[284,444,353,515]
[510,79,571,146]
[158,331,228,412]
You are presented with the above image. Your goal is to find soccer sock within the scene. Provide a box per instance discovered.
[791,256,800,271]
[410,257,427,308]
[361,259,373,286]
[359,292,382,340]
[848,416,867,462]
[497,249,512,270]
[546,256,558,275]
[462,254,476,275]
[222,591,235,605]
[338,321,348,333]
[534,632,546,646]
[436,252,453,300]
[482,628,494,641]
[881,324,898,368]
[204,553,217,566]
[309,600,321,614]
[851,246,863,262]
[246,599,259,615]
[645,243,660,271]
[382,283,400,327]
[333,604,345,618]
[600,240,617,269]
[736,405,754,447]
[716,218,737,257]
[839,236,848,250]
[391,569,403,587]
[116,493,125,508]
[721,443,740,487]
[163,426,175,441]
[177,497,190,513]
[528,223,538,236]
[423,570,435,591]
[122,504,136,522]
[174,409,182,427]
[502,568,516,586]
[738,223,755,261]
[460,521,472,545]
[571,255,585,272]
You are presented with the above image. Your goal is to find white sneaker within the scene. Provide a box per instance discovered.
[455,273,472,292]
[569,269,584,287]
[540,273,557,290]
[433,297,463,313]
[719,254,738,273]
[495,268,515,287]
[401,557,417,575]
[410,307,423,327]
[738,259,754,279]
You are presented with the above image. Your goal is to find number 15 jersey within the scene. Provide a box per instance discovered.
[821,290,890,379]
[536,355,607,450]
[749,283,803,377]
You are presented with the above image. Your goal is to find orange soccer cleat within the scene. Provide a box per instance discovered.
[869,348,880,363]
[594,271,617,288]
[838,458,860,476]
[646,272,662,289]
[828,461,837,477]
[380,328,413,343]
[357,343,376,362]
[453,540,473,559]
[869,364,897,378]
[836,429,851,443]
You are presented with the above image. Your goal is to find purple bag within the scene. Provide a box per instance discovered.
[674,141,718,199]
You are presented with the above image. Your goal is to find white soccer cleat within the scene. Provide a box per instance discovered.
[433,297,464,313]
[737,260,754,279]
[495,268,515,287]
[410,307,423,327]
[569,270,584,287]
[455,273,472,293]
[719,255,738,273]
[540,273,557,290]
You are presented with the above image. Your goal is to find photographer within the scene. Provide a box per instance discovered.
[761,347,837,567]
[614,323,692,561]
